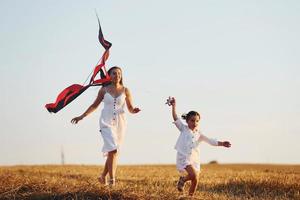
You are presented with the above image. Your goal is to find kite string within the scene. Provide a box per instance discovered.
[82,55,103,86]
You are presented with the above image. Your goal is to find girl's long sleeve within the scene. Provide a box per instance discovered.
[197,134,218,146]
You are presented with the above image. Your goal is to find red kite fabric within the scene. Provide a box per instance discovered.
[45,16,112,113]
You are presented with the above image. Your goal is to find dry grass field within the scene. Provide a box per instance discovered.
[0,164,299,200]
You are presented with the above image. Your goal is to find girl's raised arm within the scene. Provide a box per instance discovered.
[170,97,178,121]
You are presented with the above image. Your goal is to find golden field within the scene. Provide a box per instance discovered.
[0,164,299,200]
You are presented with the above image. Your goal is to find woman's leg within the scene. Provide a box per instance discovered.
[184,165,199,196]
[112,151,119,179]
[107,150,118,183]
[99,150,118,184]
[99,159,109,184]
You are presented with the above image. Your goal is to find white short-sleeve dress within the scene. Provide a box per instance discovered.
[99,88,127,156]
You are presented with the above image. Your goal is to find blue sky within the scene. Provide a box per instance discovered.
[1,0,299,165]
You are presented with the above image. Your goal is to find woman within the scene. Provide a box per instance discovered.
[71,66,140,186]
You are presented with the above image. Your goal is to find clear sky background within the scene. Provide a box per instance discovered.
[1,0,299,165]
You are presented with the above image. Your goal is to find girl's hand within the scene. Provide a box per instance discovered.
[166,96,176,106]
[71,116,84,124]
[222,141,231,148]
[132,107,141,113]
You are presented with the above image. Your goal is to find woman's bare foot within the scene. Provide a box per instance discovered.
[98,175,107,185]
[109,178,115,187]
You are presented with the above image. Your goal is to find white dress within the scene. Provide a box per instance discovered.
[99,88,127,156]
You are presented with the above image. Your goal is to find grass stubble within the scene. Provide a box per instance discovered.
[0,164,299,200]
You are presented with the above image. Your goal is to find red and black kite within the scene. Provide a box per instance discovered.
[45,16,112,113]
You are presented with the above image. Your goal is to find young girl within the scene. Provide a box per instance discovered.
[71,66,140,186]
[166,97,231,196]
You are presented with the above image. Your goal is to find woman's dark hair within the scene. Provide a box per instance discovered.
[104,66,123,86]
[181,111,200,122]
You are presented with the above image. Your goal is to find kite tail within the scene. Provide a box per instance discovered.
[45,84,90,113]
[90,50,111,85]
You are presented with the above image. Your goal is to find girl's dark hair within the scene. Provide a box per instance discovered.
[104,66,123,86]
[181,111,200,121]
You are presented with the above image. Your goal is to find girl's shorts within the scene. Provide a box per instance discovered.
[176,152,200,173]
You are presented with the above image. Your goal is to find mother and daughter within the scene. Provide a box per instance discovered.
[71,66,231,196]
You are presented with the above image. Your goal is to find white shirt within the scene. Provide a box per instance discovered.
[174,119,218,156]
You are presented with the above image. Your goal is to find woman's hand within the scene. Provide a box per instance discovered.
[71,116,84,124]
[132,107,141,114]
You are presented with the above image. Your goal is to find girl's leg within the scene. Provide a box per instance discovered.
[184,165,199,196]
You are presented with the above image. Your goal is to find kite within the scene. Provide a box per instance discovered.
[45,15,112,113]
